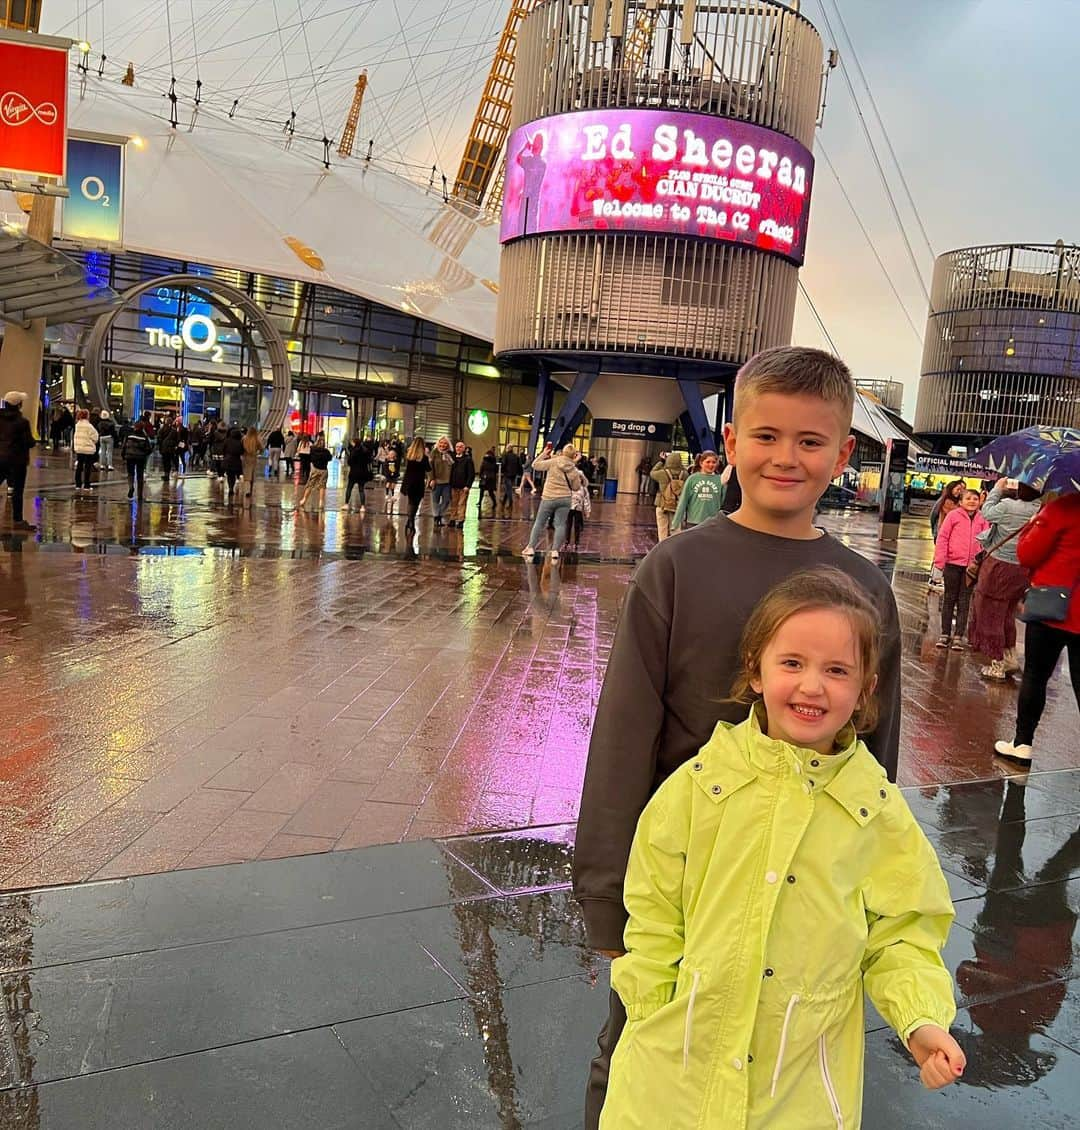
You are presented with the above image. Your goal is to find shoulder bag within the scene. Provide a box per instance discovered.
[965,522,1027,587]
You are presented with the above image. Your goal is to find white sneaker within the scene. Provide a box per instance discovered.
[521,546,535,558]
[994,740,1032,765]
[550,550,559,560]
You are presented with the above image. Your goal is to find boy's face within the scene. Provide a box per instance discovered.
[724,393,855,525]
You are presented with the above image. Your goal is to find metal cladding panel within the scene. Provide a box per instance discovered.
[497,1,820,364]
[496,232,797,359]
[914,243,1080,436]
[513,0,824,148]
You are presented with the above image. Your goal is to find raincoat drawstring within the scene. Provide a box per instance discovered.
[682,970,701,1070]
[770,993,801,1097]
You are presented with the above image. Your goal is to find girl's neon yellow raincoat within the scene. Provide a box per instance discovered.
[600,707,956,1129]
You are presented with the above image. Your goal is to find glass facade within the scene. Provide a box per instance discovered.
[53,249,566,448]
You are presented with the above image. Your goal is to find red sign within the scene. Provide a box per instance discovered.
[0,40,69,179]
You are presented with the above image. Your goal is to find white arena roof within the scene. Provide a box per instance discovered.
[37,81,503,342]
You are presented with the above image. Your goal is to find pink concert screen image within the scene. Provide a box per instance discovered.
[499,108,815,264]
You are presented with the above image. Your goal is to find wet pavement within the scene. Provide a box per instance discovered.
[1,452,1079,1125]
[0,785,1077,1128]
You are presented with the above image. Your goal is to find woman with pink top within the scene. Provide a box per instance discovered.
[933,488,990,650]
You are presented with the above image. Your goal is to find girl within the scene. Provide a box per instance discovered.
[601,567,963,1130]
[241,426,262,503]
[477,448,499,516]
[671,449,725,532]
[400,436,431,531]
[928,479,965,591]
[933,488,989,650]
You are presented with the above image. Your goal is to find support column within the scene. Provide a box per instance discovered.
[676,376,716,454]
[547,368,600,451]
[612,439,647,495]
[0,195,57,438]
[525,363,551,459]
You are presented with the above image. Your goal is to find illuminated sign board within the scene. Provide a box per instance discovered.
[467,409,490,436]
[500,108,814,264]
[62,136,125,245]
[0,38,69,179]
[146,313,224,363]
[592,418,672,442]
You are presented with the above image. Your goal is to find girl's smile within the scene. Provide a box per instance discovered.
[750,607,876,756]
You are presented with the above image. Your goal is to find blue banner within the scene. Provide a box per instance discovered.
[62,136,124,245]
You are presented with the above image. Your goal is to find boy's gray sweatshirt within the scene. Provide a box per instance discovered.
[572,514,902,952]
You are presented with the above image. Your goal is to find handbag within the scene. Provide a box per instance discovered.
[1018,585,1073,624]
[965,523,1027,586]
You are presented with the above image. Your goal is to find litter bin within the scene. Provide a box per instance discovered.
[603,477,618,502]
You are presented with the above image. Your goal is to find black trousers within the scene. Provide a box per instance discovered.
[477,485,496,512]
[74,453,96,488]
[0,460,27,522]
[344,474,367,505]
[941,563,973,636]
[126,459,146,495]
[1015,620,1080,745]
[585,990,626,1130]
[568,509,584,544]
[299,454,311,484]
[405,488,424,523]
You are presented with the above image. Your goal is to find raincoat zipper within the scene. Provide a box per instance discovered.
[769,993,800,1097]
[681,970,701,1070]
[818,1034,844,1129]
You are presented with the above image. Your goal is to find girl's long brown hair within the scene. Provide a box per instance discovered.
[730,566,881,733]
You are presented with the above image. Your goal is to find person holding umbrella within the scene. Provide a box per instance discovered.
[972,427,1080,766]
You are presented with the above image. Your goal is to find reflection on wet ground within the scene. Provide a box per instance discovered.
[0,789,1076,1128]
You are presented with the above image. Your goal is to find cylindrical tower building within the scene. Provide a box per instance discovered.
[914,242,1080,451]
[494,0,825,464]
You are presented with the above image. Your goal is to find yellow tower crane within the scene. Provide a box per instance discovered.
[452,0,540,208]
[337,69,369,159]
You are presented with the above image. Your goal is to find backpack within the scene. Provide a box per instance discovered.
[659,471,684,513]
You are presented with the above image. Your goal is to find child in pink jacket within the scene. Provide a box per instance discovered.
[933,488,990,650]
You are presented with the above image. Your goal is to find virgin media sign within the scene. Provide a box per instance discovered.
[0,39,69,179]
[500,108,815,265]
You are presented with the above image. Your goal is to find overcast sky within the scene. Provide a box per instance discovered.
[41,0,1080,416]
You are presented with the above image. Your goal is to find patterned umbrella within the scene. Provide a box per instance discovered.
[972,426,1080,494]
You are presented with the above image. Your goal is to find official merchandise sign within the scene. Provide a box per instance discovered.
[62,136,125,245]
[592,418,672,442]
[0,38,69,179]
[914,454,996,479]
[500,108,814,264]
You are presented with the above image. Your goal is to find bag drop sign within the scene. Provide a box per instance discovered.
[0,39,69,179]
[592,418,672,442]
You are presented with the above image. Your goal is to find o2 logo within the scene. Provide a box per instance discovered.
[80,175,111,208]
[146,313,224,363]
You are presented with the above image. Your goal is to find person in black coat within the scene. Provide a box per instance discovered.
[499,445,522,513]
[447,441,475,528]
[0,391,37,530]
[121,421,153,500]
[221,426,245,502]
[344,437,373,511]
[401,437,431,530]
[477,448,499,516]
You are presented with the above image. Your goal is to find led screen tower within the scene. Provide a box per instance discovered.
[495,0,826,471]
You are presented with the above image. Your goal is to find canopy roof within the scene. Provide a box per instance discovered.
[852,392,923,451]
[51,82,502,342]
[0,224,120,327]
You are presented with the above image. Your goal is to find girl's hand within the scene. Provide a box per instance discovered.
[908,1025,966,1090]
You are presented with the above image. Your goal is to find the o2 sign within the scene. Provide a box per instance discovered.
[146,313,225,364]
[62,137,125,245]
[79,174,112,208]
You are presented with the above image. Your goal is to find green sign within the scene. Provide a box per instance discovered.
[467,409,490,436]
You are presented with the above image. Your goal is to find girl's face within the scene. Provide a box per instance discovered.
[750,609,874,756]
[701,455,719,473]
[949,483,964,500]
[961,491,981,512]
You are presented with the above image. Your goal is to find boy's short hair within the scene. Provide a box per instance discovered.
[732,346,855,428]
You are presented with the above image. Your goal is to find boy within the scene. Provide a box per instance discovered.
[573,346,902,1128]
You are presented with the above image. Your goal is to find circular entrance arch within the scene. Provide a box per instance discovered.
[84,273,292,431]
